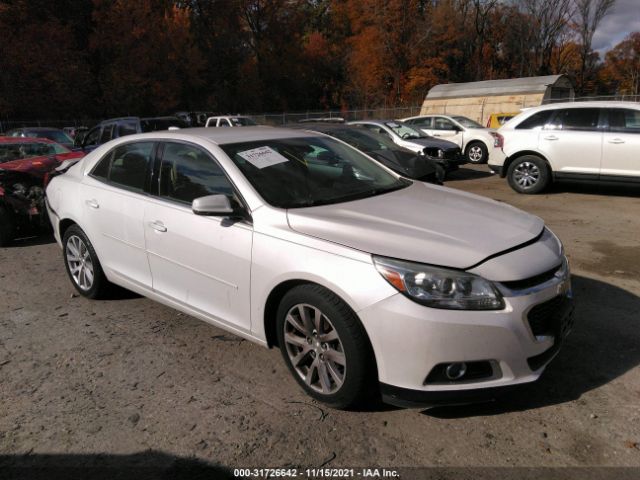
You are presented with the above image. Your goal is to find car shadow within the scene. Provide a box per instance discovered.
[5,232,56,247]
[547,181,640,198]
[0,451,235,480]
[445,167,493,182]
[423,275,640,418]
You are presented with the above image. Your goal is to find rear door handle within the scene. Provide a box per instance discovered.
[608,138,625,144]
[85,199,99,209]
[149,221,167,233]
[543,135,558,141]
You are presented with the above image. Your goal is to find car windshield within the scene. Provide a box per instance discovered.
[230,117,257,126]
[0,141,68,163]
[221,136,410,209]
[452,116,483,128]
[330,128,395,152]
[384,122,426,140]
[27,130,73,145]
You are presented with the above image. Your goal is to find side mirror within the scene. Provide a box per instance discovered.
[192,194,236,216]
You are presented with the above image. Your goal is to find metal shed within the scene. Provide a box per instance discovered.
[420,75,574,125]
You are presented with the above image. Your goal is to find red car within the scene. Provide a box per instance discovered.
[0,137,85,245]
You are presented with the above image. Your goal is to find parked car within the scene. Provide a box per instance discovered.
[80,116,187,152]
[486,112,519,129]
[0,144,84,245]
[286,122,442,183]
[174,111,216,127]
[348,120,466,173]
[205,116,258,127]
[6,127,75,150]
[489,101,640,194]
[399,115,500,164]
[46,127,573,409]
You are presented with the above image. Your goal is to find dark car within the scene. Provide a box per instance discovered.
[287,123,445,183]
[6,127,75,150]
[0,138,85,245]
[80,116,187,151]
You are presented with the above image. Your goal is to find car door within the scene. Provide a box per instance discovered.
[538,107,603,177]
[601,108,640,180]
[80,140,155,288]
[82,126,102,152]
[432,116,463,148]
[143,141,252,331]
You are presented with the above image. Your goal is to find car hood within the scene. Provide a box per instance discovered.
[286,182,544,269]
[410,137,459,150]
[0,152,84,177]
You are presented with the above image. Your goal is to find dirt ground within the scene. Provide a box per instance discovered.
[1,165,639,474]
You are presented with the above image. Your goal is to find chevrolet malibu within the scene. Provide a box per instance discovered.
[45,128,574,409]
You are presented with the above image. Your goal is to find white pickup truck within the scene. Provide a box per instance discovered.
[205,116,258,127]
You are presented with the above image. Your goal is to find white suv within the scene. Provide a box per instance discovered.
[400,114,499,164]
[489,101,640,194]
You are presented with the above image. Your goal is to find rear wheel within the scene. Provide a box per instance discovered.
[62,225,112,298]
[507,155,551,194]
[276,284,376,409]
[465,141,488,164]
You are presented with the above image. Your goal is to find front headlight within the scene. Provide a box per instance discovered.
[437,149,444,158]
[373,256,505,310]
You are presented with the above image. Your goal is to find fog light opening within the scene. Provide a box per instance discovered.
[445,362,467,380]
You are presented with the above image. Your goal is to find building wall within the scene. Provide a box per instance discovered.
[419,93,546,125]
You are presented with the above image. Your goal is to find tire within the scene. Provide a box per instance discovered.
[507,155,551,194]
[465,141,488,164]
[435,164,446,183]
[62,224,112,299]
[276,284,377,409]
[0,206,15,247]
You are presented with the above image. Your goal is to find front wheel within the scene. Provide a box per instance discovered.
[507,155,551,194]
[62,225,112,298]
[276,284,376,409]
[465,141,488,164]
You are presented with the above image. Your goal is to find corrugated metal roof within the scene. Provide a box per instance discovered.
[427,75,566,99]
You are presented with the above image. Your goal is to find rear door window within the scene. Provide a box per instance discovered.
[90,142,154,192]
[548,108,601,131]
[608,109,640,133]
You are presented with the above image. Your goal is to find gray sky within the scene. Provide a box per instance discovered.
[592,0,640,52]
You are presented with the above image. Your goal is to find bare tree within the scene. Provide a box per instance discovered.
[520,0,575,75]
[574,0,616,94]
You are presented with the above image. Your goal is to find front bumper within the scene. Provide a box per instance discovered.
[359,268,574,408]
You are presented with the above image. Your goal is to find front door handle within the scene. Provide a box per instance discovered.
[608,138,625,144]
[85,199,99,209]
[149,221,167,233]
[543,135,559,141]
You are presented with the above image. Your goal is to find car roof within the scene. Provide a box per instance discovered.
[0,136,56,144]
[349,119,397,125]
[110,126,324,145]
[8,127,63,132]
[523,101,640,111]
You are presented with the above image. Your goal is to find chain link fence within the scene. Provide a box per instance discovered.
[2,94,639,132]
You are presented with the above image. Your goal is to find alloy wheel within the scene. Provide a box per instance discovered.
[283,303,346,394]
[513,161,540,188]
[468,145,484,162]
[66,235,94,291]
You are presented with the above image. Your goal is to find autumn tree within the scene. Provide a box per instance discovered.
[90,0,204,116]
[602,32,640,95]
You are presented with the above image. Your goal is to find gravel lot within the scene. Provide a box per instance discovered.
[1,166,639,474]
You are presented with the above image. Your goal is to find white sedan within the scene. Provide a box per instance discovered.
[46,128,573,408]
[400,114,499,164]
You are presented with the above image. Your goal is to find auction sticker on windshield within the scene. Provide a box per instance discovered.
[238,146,289,169]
